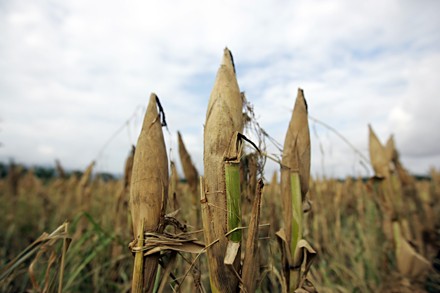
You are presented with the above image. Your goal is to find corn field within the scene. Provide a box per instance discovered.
[0,48,439,293]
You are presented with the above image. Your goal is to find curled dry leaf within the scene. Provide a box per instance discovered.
[393,222,431,279]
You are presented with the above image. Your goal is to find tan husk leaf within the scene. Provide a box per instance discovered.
[241,179,264,293]
[368,125,390,178]
[393,222,431,279]
[276,230,317,292]
[385,135,398,164]
[282,88,310,201]
[178,131,199,197]
[203,47,243,292]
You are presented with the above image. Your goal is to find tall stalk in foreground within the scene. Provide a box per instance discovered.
[130,93,168,293]
[280,88,311,291]
[202,48,243,292]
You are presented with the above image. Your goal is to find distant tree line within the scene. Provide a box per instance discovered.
[0,161,431,182]
[0,161,117,181]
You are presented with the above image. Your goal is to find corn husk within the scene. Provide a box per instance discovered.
[279,89,312,291]
[281,88,310,252]
[76,161,95,208]
[393,222,430,279]
[281,88,310,202]
[123,146,135,190]
[368,125,390,179]
[169,161,179,213]
[112,146,135,260]
[241,179,264,293]
[202,48,243,293]
[177,131,199,200]
[130,93,168,293]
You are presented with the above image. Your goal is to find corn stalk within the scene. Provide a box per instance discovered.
[130,93,168,293]
[280,88,312,292]
[202,48,243,293]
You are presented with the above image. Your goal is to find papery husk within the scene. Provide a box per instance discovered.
[393,222,431,279]
[112,146,135,260]
[130,93,168,293]
[203,48,243,293]
[368,125,390,179]
[282,88,311,201]
[123,146,135,190]
[169,161,180,214]
[76,161,95,209]
[115,146,135,214]
[177,131,199,202]
[276,230,317,291]
[241,179,264,293]
[385,135,398,168]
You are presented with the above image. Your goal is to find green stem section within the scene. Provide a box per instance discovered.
[290,172,302,290]
[225,163,241,242]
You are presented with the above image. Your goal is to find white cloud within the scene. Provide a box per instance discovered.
[1,0,439,177]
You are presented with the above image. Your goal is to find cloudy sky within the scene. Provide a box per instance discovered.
[1,0,439,179]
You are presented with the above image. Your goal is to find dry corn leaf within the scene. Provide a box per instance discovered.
[169,161,180,213]
[385,135,398,164]
[241,179,264,293]
[178,131,199,197]
[393,222,431,279]
[123,146,135,189]
[368,125,389,178]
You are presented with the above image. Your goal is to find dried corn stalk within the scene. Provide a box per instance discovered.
[281,88,310,251]
[368,125,395,239]
[202,48,243,293]
[76,161,95,209]
[279,88,313,291]
[130,93,168,293]
[368,125,390,179]
[178,131,199,201]
[112,146,135,259]
[241,179,264,293]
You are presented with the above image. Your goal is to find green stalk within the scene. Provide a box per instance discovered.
[290,172,302,290]
[290,172,302,254]
[153,262,162,293]
[225,163,241,242]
